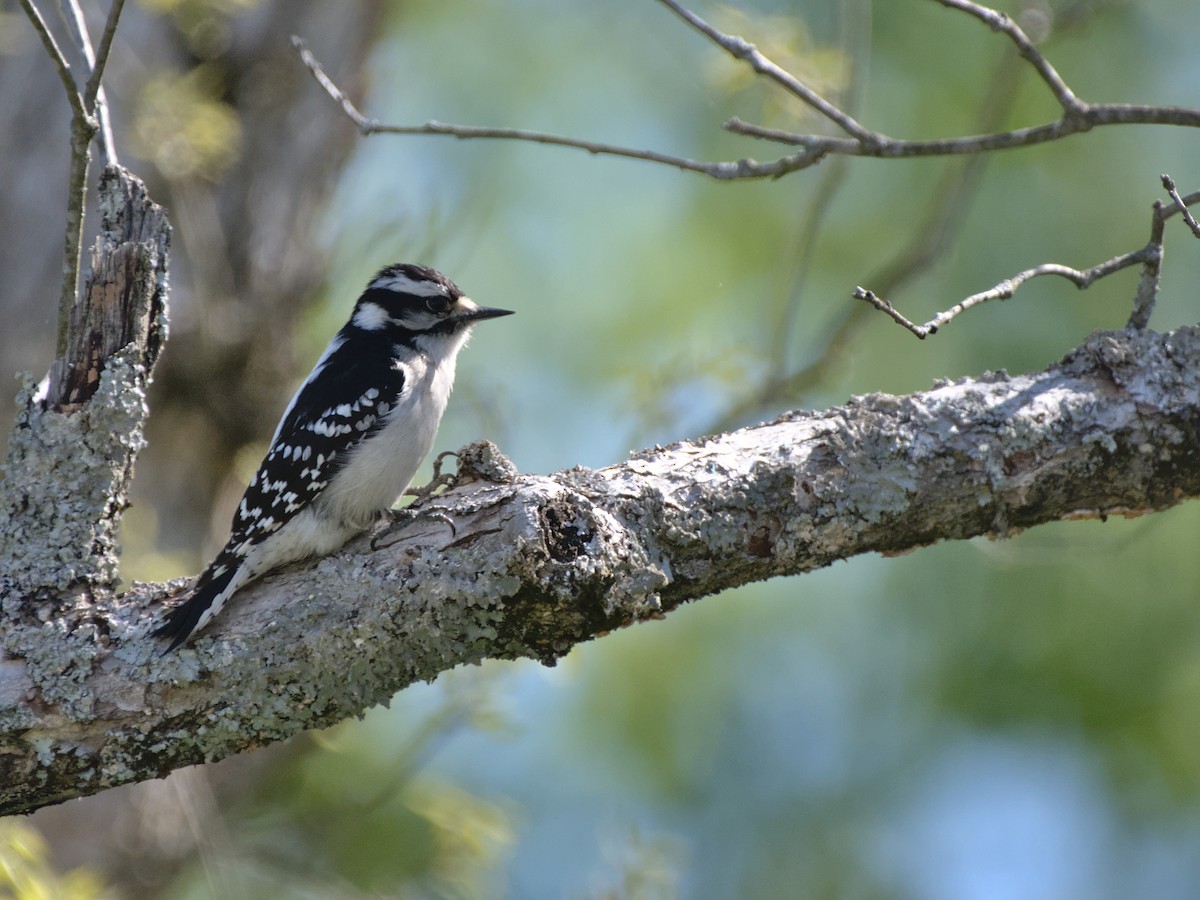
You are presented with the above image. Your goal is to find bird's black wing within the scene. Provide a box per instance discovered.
[154,334,405,649]
[224,333,405,553]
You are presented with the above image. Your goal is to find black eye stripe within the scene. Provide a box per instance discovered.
[424,296,452,314]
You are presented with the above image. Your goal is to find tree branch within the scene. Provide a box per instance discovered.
[17,0,87,121]
[4,325,1200,815]
[289,37,820,181]
[294,2,1200,183]
[1,166,169,605]
[19,0,129,382]
[19,0,96,352]
[730,25,1025,433]
[1161,174,1200,238]
[855,185,1200,337]
[932,0,1085,114]
[74,0,124,167]
[652,0,876,143]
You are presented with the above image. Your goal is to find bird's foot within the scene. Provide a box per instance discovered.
[405,449,460,506]
[370,456,460,551]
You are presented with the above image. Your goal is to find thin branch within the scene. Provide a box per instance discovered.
[1122,178,1200,329]
[857,253,1155,339]
[20,0,100,358]
[17,0,87,121]
[766,0,872,377]
[84,0,125,111]
[932,0,1085,116]
[84,0,126,168]
[853,288,930,337]
[61,0,119,166]
[726,104,1200,158]
[717,35,1023,432]
[856,188,1200,337]
[721,0,1194,159]
[1127,206,1164,331]
[651,0,879,144]
[1161,174,1200,238]
[296,0,1200,184]
[289,36,370,129]
[21,0,126,375]
[291,36,823,181]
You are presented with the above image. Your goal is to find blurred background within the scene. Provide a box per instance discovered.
[3,0,1200,896]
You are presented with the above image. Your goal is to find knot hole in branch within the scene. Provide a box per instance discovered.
[540,498,595,563]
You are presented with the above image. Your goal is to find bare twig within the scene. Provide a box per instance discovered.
[652,0,878,144]
[290,36,822,181]
[21,0,96,353]
[84,0,124,109]
[289,36,370,130]
[724,0,1197,159]
[768,0,872,376]
[19,0,126,363]
[295,0,1200,183]
[726,104,1200,158]
[932,0,1085,115]
[17,0,87,121]
[853,288,930,337]
[1161,174,1200,238]
[857,188,1200,337]
[716,31,1022,432]
[1127,206,1164,331]
[81,0,125,166]
[858,255,1156,338]
[60,0,120,166]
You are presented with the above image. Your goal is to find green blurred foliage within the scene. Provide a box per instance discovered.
[0,822,113,900]
[161,670,516,898]
[131,66,242,180]
[128,0,264,181]
[138,0,260,58]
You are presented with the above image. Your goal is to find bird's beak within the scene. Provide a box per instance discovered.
[455,298,515,323]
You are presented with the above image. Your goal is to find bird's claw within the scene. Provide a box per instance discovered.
[405,449,459,506]
[372,450,461,549]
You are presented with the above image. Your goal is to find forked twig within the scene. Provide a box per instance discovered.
[289,36,821,181]
[18,0,127,357]
[1161,174,1200,238]
[652,0,877,144]
[856,185,1200,338]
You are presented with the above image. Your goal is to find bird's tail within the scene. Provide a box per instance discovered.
[153,560,246,652]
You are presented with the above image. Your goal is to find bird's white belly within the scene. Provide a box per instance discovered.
[318,358,453,530]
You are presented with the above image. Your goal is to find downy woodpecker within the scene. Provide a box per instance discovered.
[154,263,513,650]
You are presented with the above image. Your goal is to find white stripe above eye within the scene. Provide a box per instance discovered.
[369,272,450,298]
[352,301,390,331]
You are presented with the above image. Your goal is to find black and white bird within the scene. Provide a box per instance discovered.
[154,263,513,650]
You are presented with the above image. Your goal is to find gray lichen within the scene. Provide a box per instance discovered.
[5,327,1200,816]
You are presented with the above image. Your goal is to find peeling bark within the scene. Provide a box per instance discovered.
[2,324,1199,816]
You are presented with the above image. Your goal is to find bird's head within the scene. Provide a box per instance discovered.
[351,264,513,338]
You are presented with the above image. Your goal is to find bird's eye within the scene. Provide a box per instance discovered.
[424,296,452,315]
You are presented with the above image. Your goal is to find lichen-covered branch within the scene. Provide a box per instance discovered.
[1,166,169,611]
[2,324,1199,816]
